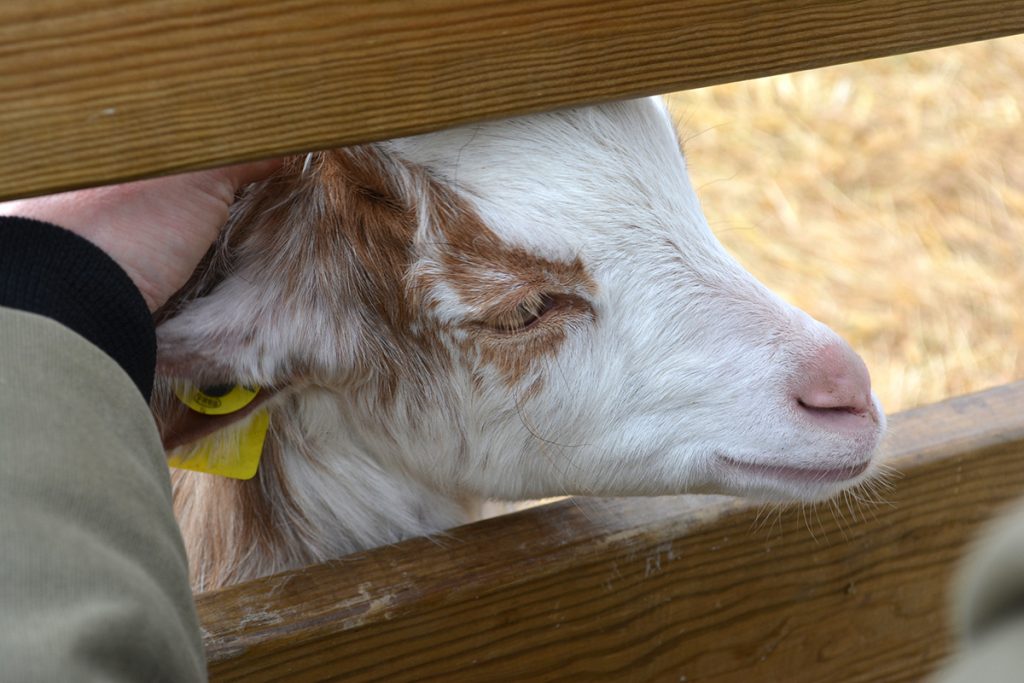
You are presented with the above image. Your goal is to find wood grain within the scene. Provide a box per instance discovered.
[2,0,1024,200]
[196,381,1024,682]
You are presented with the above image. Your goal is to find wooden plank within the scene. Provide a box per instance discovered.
[2,1,1024,201]
[196,381,1024,682]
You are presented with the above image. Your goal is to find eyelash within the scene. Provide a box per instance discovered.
[482,293,560,333]
[516,294,557,330]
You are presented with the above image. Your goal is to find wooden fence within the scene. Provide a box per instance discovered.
[5,1,1024,680]
[3,1,1024,201]
[197,382,1024,681]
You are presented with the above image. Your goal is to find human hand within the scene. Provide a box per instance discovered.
[0,160,280,312]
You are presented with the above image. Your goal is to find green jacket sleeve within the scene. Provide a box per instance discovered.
[0,308,205,682]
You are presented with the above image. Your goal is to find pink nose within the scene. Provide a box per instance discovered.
[794,341,875,429]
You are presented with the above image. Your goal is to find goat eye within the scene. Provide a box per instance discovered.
[516,294,556,329]
[484,293,559,332]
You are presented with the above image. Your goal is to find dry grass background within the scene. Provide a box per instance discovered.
[665,35,1024,414]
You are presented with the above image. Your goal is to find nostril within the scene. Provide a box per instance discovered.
[795,394,875,434]
[793,340,875,427]
[796,397,867,418]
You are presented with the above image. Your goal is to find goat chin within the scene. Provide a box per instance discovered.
[152,96,885,591]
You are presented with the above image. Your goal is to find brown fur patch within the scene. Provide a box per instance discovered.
[422,187,597,386]
[157,144,598,588]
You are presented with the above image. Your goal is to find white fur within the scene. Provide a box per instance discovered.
[156,97,885,587]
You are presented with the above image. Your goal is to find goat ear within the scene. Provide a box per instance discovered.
[154,147,419,392]
[151,152,372,452]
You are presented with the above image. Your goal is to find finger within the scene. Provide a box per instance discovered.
[218,158,285,189]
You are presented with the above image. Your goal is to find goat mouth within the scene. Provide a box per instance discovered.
[715,453,871,484]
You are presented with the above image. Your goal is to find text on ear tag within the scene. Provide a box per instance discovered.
[174,382,261,415]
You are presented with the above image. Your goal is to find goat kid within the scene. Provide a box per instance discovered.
[153,97,885,591]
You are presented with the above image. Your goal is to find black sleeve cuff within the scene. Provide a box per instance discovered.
[0,217,156,399]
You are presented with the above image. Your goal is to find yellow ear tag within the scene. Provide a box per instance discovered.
[168,383,269,480]
[173,383,261,415]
